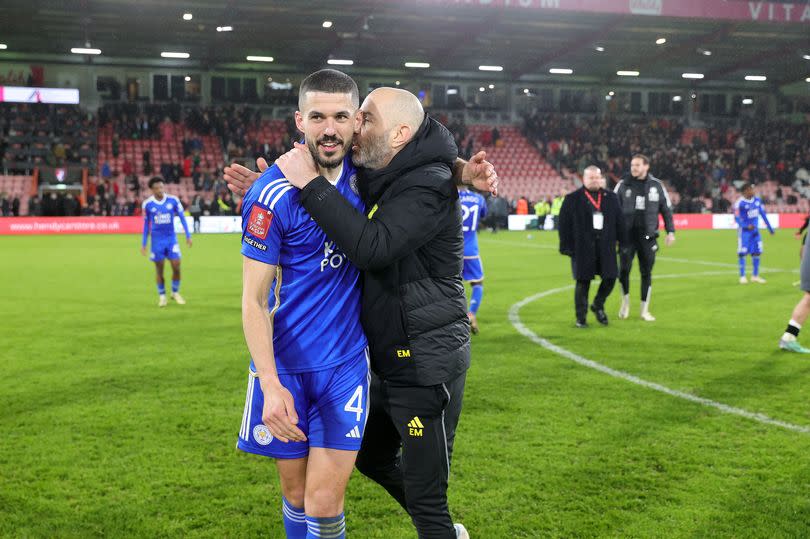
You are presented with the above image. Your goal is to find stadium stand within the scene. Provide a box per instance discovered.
[521,112,810,213]
[464,124,574,204]
[3,102,810,217]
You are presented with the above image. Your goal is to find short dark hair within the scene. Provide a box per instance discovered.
[298,69,359,110]
[742,183,753,192]
[631,154,650,165]
[148,176,164,188]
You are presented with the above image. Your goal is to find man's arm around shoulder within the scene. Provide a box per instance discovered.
[300,176,452,271]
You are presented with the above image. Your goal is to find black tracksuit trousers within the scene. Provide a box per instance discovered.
[355,372,466,539]
[619,230,657,302]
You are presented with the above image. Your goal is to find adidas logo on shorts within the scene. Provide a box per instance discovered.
[345,425,361,439]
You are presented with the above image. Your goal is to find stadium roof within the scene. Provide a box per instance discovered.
[1,0,809,88]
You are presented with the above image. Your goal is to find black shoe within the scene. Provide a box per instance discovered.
[576,320,588,328]
[590,305,608,326]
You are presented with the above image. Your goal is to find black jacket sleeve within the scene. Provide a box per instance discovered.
[658,182,676,234]
[558,194,574,256]
[300,176,453,271]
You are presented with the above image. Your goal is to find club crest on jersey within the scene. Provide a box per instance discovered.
[648,189,659,202]
[248,206,273,239]
[253,424,273,445]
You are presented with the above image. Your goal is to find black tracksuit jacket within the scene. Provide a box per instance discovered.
[299,116,471,386]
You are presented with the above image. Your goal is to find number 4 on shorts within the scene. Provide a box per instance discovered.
[344,385,363,422]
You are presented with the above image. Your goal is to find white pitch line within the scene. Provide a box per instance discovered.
[508,271,810,435]
[479,238,796,273]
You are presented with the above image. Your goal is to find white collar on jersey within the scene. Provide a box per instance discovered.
[324,161,344,187]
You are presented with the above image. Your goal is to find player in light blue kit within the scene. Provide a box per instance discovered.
[735,183,774,284]
[140,176,191,307]
[458,187,487,334]
[238,70,368,539]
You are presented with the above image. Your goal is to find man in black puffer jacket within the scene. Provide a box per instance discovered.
[278,87,470,539]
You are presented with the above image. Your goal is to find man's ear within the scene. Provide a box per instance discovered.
[294,111,305,135]
[354,111,363,134]
[390,124,413,150]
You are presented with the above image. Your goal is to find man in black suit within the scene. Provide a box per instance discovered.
[559,166,625,328]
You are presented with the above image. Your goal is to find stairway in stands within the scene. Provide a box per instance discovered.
[468,125,573,202]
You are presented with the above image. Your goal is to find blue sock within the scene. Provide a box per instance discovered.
[282,497,307,539]
[469,284,484,314]
[157,283,166,295]
[306,514,345,539]
[738,256,746,277]
[171,279,180,293]
[752,256,760,277]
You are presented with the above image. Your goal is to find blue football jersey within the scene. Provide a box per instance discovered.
[459,189,487,257]
[142,195,190,246]
[240,155,368,374]
[734,196,773,234]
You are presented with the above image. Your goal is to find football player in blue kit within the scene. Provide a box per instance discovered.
[140,176,192,307]
[734,183,774,284]
[458,187,487,333]
[238,70,368,539]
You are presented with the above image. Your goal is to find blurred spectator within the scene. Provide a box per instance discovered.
[63,193,79,216]
[190,195,203,233]
[11,194,20,216]
[203,195,217,216]
[142,150,152,175]
[0,192,9,216]
[28,195,41,216]
[486,194,509,232]
[216,192,236,215]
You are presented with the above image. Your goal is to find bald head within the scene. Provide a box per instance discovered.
[366,87,425,137]
[352,87,426,170]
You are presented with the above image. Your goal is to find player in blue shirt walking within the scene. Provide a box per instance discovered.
[734,183,774,284]
[458,187,487,333]
[140,176,191,306]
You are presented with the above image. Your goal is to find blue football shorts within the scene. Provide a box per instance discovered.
[462,256,484,282]
[738,230,762,256]
[237,347,370,459]
[150,238,181,262]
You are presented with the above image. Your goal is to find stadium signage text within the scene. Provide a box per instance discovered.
[5,215,806,236]
[432,0,810,23]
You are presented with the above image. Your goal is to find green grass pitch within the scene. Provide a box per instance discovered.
[2,229,809,538]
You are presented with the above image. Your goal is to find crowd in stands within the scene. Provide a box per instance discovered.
[185,105,299,162]
[522,112,810,213]
[0,104,97,174]
[4,101,810,219]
